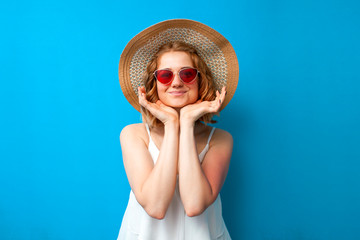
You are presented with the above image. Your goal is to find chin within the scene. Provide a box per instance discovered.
[166,99,196,108]
[168,103,187,108]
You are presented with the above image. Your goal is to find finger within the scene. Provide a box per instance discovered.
[217,87,225,104]
[220,90,226,104]
[199,100,218,114]
[143,101,161,116]
[212,90,221,103]
[138,87,143,102]
[138,87,152,109]
[221,86,226,98]
[139,95,148,108]
[215,91,221,101]
[138,86,145,95]
[212,94,223,111]
[138,87,146,99]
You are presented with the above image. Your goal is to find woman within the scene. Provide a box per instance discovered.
[117,20,239,240]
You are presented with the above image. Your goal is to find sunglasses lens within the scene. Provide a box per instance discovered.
[179,68,198,83]
[155,70,173,84]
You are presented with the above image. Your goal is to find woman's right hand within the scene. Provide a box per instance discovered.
[138,86,178,125]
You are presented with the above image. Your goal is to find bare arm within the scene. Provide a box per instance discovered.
[178,87,232,217]
[121,87,180,219]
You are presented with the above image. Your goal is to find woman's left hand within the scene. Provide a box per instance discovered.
[180,87,226,125]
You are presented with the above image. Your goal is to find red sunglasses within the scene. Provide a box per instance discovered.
[153,67,199,85]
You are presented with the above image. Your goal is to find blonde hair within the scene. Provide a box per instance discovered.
[141,41,217,127]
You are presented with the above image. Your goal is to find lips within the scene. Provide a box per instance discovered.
[168,91,186,96]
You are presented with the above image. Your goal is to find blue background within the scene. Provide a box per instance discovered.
[1,0,359,239]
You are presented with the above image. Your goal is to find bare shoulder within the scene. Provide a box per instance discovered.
[120,123,148,144]
[211,127,233,146]
[120,123,146,134]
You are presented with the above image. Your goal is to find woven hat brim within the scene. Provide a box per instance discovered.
[119,19,239,112]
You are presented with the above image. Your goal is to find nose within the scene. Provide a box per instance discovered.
[170,73,183,87]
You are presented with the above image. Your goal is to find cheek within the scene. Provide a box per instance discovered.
[195,89,199,99]
[190,85,199,100]
[194,81,200,96]
[156,83,167,99]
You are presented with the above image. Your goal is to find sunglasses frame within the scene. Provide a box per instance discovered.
[153,67,199,85]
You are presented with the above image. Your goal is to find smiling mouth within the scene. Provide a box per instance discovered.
[168,91,186,96]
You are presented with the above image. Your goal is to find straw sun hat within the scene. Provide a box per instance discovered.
[118,19,239,112]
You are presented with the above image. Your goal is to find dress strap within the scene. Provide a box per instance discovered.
[145,123,151,137]
[206,127,216,145]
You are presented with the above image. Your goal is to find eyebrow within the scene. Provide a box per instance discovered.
[158,66,194,71]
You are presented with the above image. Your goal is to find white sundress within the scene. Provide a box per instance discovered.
[117,125,231,240]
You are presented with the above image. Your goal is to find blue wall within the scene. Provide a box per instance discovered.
[1,0,359,239]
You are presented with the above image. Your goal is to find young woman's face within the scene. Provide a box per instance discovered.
[156,51,199,109]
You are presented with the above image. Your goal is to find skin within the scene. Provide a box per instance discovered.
[120,51,233,219]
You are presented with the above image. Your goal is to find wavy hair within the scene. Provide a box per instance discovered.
[141,41,217,127]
